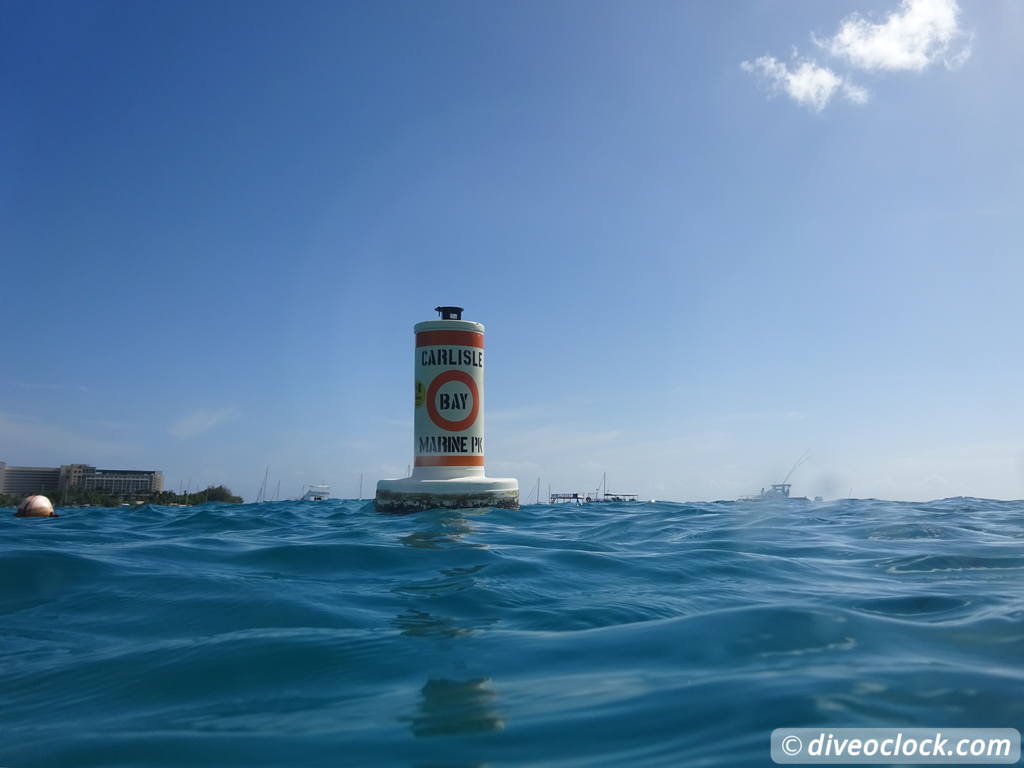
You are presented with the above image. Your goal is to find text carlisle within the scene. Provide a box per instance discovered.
[420,348,483,368]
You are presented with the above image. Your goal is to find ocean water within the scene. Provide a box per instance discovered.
[2,498,1022,767]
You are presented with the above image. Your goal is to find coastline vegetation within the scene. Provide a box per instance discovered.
[0,485,243,508]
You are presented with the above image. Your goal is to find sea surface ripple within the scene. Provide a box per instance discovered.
[2,498,1023,767]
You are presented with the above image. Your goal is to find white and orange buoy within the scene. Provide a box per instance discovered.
[15,495,56,517]
[375,306,519,513]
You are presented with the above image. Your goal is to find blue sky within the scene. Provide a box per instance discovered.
[3,0,1022,502]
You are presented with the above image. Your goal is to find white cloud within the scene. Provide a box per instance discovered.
[7,380,89,393]
[742,0,971,111]
[169,407,236,439]
[0,411,136,464]
[741,56,868,112]
[816,0,972,72]
[716,409,808,424]
[841,81,871,105]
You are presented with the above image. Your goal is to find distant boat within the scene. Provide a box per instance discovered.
[550,473,639,505]
[741,451,811,501]
[301,485,331,501]
[591,472,639,503]
[745,483,808,501]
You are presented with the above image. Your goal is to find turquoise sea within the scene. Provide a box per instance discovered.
[2,498,1023,767]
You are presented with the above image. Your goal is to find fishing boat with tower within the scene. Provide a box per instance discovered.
[741,451,813,501]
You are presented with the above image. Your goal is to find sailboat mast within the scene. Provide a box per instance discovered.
[259,465,269,503]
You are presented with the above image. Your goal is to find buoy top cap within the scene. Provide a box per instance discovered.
[415,319,484,333]
[434,306,464,320]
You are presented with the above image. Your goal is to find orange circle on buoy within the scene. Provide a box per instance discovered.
[426,370,479,432]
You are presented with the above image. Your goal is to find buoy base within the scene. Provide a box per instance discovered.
[375,476,519,514]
